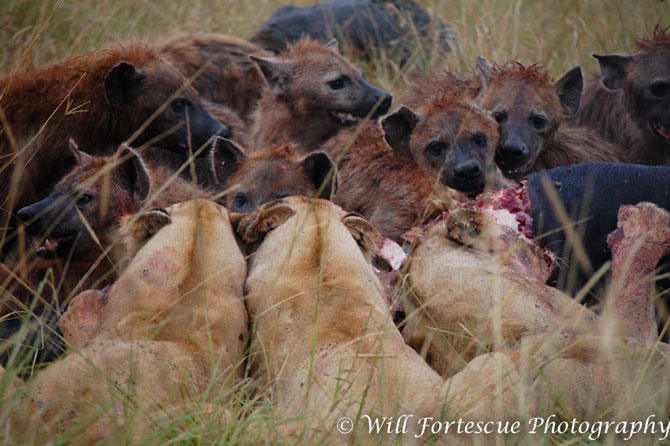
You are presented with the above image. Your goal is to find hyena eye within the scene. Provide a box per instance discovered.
[232,192,248,211]
[77,194,93,205]
[426,141,446,158]
[471,133,487,147]
[651,82,669,98]
[327,77,348,90]
[493,111,506,124]
[171,98,187,113]
[530,115,547,130]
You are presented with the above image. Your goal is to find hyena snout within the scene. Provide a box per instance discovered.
[498,140,527,162]
[453,160,482,183]
[363,82,392,117]
[17,205,41,236]
[375,92,393,116]
[17,197,56,236]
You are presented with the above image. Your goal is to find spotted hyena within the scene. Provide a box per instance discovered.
[249,38,392,153]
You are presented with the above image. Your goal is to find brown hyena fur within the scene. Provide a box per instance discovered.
[211,139,335,213]
[383,96,511,195]
[400,68,482,111]
[141,102,250,188]
[13,144,213,302]
[202,100,250,148]
[155,32,271,124]
[320,123,465,241]
[571,25,670,165]
[249,38,392,153]
[0,43,227,248]
[476,59,625,180]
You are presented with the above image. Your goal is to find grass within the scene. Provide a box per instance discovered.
[1,0,670,445]
[1,1,666,85]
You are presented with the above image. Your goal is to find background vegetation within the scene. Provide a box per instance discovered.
[1,1,668,444]
[1,0,667,91]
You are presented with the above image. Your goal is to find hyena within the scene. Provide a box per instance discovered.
[249,38,392,153]
[570,25,670,165]
[382,96,511,195]
[0,43,227,250]
[14,143,213,297]
[476,58,625,179]
[140,102,250,189]
[320,122,465,241]
[156,32,271,124]
[212,139,335,213]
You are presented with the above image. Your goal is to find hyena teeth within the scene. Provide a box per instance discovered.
[332,111,360,125]
[653,120,670,141]
[43,238,59,250]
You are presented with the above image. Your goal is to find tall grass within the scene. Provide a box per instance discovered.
[1,0,665,86]
[1,1,669,445]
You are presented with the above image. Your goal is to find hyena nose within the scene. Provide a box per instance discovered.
[453,161,482,182]
[216,122,231,139]
[377,93,392,115]
[17,206,42,235]
[17,206,36,222]
[499,142,526,161]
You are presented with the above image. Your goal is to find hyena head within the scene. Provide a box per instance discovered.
[382,99,500,195]
[104,46,229,156]
[251,39,392,129]
[594,25,670,147]
[476,58,583,176]
[16,143,149,259]
[211,139,336,213]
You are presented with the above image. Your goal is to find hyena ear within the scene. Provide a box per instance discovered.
[593,53,632,91]
[105,62,147,106]
[325,39,340,54]
[382,105,422,153]
[445,208,492,249]
[114,145,151,202]
[211,137,246,186]
[69,139,94,165]
[120,208,171,257]
[235,200,296,243]
[555,66,583,115]
[477,56,494,88]
[300,151,338,199]
[342,213,380,261]
[250,55,293,95]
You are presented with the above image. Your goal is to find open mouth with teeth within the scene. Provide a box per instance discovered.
[652,119,670,144]
[34,235,76,258]
[329,110,362,126]
[497,155,536,176]
[502,162,533,175]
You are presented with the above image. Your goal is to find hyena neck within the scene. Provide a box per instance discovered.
[575,81,670,165]
[251,95,340,153]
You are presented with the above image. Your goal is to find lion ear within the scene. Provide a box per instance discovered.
[445,208,491,248]
[342,213,380,261]
[120,208,171,257]
[234,200,296,243]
